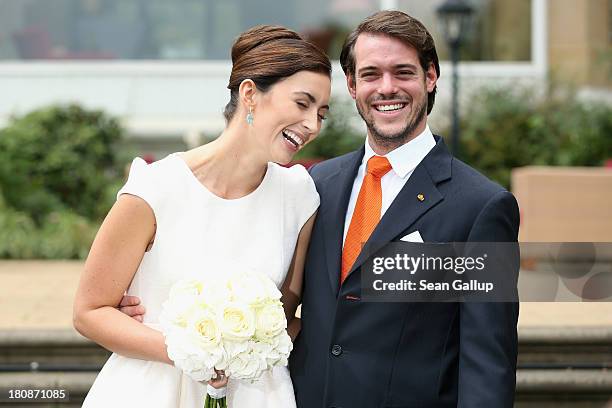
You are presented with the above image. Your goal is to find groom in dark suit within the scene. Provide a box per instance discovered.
[289,10,520,408]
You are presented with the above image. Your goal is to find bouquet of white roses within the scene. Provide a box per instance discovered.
[159,270,293,408]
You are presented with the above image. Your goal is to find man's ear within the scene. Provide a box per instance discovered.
[239,79,258,109]
[346,73,357,100]
[425,64,438,93]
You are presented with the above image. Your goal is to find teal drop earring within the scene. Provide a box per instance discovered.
[246,106,254,125]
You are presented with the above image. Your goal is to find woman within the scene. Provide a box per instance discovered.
[73,25,331,407]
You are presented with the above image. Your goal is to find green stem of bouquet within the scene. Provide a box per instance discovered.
[204,394,226,408]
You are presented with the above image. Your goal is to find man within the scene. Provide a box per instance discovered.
[120,10,519,407]
[288,10,519,408]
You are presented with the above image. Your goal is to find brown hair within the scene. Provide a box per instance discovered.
[340,11,440,115]
[224,25,332,123]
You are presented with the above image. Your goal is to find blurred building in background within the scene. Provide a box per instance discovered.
[0,0,609,154]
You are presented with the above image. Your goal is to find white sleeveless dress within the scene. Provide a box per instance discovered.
[82,154,319,408]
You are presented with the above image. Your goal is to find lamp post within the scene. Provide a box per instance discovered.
[436,0,474,156]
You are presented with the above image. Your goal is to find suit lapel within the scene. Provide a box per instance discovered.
[341,136,453,290]
[319,148,364,296]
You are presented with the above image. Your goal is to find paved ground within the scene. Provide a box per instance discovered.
[1,261,611,329]
[0,261,83,329]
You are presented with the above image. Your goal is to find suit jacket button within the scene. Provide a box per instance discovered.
[331,344,342,356]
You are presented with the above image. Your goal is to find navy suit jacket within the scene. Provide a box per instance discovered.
[290,136,520,408]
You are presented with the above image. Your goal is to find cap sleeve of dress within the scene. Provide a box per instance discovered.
[289,164,320,230]
[116,157,163,221]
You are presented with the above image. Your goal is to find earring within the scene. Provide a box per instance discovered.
[246,106,254,125]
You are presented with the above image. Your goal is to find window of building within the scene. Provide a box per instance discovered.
[0,0,532,62]
[399,0,532,62]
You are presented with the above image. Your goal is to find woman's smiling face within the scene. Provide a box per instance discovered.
[250,70,331,165]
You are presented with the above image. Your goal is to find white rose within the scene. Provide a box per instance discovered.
[218,302,256,341]
[199,276,231,306]
[187,308,222,350]
[222,339,250,358]
[164,329,217,382]
[265,331,293,366]
[160,279,206,331]
[227,271,281,306]
[254,300,287,341]
[250,340,275,370]
[226,341,269,380]
[159,296,198,331]
[169,279,204,298]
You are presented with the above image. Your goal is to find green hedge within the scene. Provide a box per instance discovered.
[0,105,127,259]
[457,84,612,188]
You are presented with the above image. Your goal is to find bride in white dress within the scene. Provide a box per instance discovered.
[73,25,331,408]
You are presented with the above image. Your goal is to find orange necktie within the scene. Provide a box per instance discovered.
[341,155,392,284]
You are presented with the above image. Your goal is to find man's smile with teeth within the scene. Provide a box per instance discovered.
[374,103,406,112]
[282,129,304,148]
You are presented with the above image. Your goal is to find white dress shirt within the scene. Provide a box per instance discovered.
[342,125,437,245]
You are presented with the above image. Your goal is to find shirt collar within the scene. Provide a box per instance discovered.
[363,125,436,178]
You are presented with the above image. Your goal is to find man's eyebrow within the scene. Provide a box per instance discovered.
[294,91,329,110]
[357,65,379,74]
[395,63,418,70]
[358,63,419,73]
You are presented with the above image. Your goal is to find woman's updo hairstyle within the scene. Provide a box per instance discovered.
[223,25,332,123]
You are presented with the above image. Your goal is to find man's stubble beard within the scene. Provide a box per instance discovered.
[356,94,428,152]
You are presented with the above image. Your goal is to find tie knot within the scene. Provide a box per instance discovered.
[367,156,392,178]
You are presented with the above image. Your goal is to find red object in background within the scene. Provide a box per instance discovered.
[604,159,612,168]
[12,26,114,59]
[12,27,51,59]
[284,158,324,170]
[142,154,156,164]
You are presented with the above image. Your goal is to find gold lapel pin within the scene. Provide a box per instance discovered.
[417,194,425,202]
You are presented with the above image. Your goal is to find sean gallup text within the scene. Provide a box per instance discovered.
[372,279,494,293]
